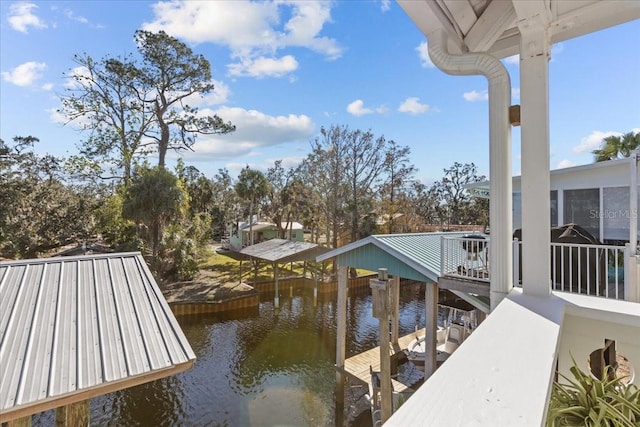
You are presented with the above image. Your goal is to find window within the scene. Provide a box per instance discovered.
[550,190,558,227]
[603,187,629,241]
[563,188,600,239]
[512,192,521,232]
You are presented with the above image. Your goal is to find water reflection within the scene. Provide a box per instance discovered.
[33,280,430,426]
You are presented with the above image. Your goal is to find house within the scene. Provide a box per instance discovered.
[468,157,640,245]
[318,1,640,425]
[387,1,640,425]
[227,218,304,250]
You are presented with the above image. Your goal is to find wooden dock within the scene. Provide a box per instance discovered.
[342,328,426,393]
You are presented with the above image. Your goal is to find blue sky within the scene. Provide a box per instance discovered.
[1,1,638,184]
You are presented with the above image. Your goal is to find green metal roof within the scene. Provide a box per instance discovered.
[316,232,473,283]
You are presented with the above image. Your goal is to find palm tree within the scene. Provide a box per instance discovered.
[592,131,640,162]
[122,167,186,265]
[234,166,271,246]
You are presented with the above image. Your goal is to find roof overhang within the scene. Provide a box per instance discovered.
[398,0,640,59]
[0,253,196,422]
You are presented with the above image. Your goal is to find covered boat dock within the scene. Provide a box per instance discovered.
[239,238,331,307]
[0,252,196,425]
[316,232,489,423]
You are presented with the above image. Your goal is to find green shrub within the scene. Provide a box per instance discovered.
[547,358,640,427]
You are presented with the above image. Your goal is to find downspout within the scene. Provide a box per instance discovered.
[428,29,513,310]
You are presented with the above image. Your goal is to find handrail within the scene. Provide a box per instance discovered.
[441,236,627,300]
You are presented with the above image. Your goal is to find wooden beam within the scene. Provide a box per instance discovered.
[424,283,438,379]
[55,401,88,427]
[0,360,194,423]
[443,0,477,34]
[512,0,551,24]
[465,0,516,52]
[438,276,490,297]
[6,417,31,427]
[335,265,348,368]
[390,276,400,346]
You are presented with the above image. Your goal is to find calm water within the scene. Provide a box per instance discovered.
[34,280,429,427]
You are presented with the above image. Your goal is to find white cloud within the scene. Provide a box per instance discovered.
[551,43,563,59]
[346,99,387,116]
[557,159,576,169]
[416,41,435,68]
[398,97,436,114]
[228,55,298,78]
[379,0,391,12]
[463,90,488,102]
[64,9,88,24]
[63,65,91,89]
[181,106,315,160]
[347,100,372,116]
[41,82,53,91]
[511,87,520,102]
[1,61,47,87]
[183,79,231,107]
[142,1,342,79]
[503,54,519,65]
[8,2,47,33]
[572,130,623,154]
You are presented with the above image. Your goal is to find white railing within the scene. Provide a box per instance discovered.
[441,236,628,300]
[441,235,490,283]
[514,240,627,299]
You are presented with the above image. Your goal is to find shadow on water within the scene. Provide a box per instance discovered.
[31,279,429,427]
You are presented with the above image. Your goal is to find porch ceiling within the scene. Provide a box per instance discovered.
[397,0,640,58]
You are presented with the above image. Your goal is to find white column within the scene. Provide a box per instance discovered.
[627,150,639,302]
[488,73,513,310]
[630,150,638,255]
[335,265,348,368]
[519,19,551,297]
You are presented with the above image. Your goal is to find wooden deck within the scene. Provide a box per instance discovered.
[342,328,425,393]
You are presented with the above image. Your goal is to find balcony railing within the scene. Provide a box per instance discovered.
[441,235,628,300]
[441,235,490,283]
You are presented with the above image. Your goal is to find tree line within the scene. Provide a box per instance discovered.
[1,30,490,281]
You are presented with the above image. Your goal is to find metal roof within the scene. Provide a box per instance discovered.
[0,252,196,422]
[239,221,304,232]
[316,232,477,283]
[239,238,329,264]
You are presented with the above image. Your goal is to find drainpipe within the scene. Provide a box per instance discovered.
[428,29,513,310]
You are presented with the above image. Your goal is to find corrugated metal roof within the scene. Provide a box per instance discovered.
[0,252,196,422]
[316,232,476,283]
[239,238,329,263]
[239,221,304,232]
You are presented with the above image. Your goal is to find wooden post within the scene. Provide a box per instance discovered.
[56,401,89,426]
[313,266,318,307]
[335,265,348,368]
[7,417,31,427]
[370,269,392,423]
[274,263,280,308]
[390,276,400,346]
[424,282,438,379]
